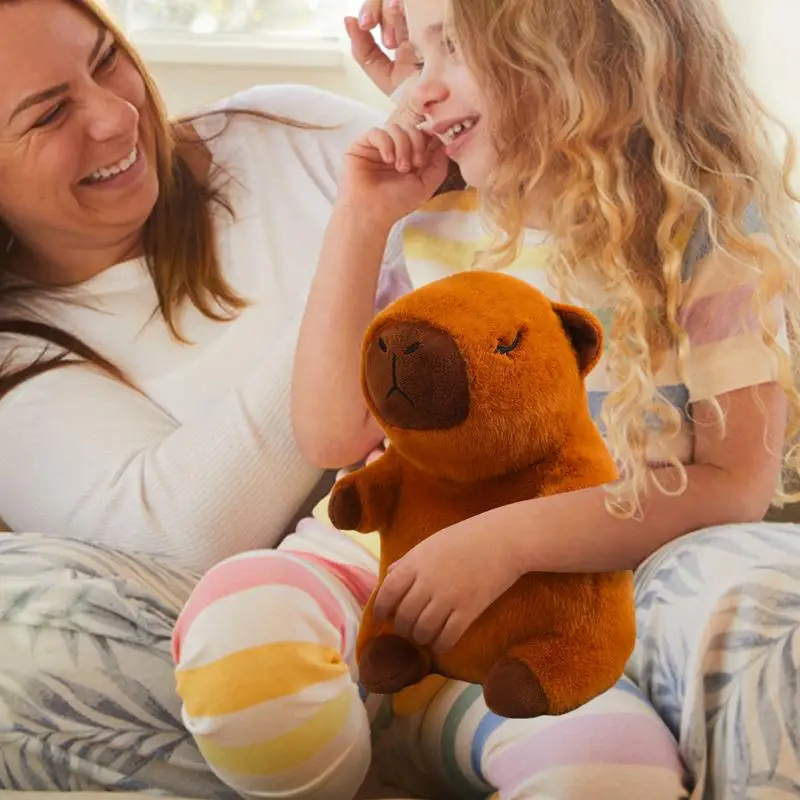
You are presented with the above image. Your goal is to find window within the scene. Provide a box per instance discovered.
[108,0,340,38]
[103,1,358,66]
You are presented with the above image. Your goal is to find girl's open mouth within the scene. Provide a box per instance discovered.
[418,116,480,146]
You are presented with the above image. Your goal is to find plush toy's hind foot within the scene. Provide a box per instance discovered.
[358,634,430,694]
[484,656,550,718]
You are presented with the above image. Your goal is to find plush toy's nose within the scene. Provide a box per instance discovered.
[364,320,470,430]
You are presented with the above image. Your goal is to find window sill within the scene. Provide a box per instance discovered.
[134,34,345,70]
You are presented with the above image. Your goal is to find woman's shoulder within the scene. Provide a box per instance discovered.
[192,83,385,139]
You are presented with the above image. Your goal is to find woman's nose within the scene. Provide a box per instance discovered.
[82,89,139,143]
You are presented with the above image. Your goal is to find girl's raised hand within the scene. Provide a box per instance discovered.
[338,123,449,228]
[345,14,417,97]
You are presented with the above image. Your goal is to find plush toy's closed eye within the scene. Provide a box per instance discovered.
[496,329,524,356]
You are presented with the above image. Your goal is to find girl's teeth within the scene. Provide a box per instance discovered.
[443,118,476,143]
[415,117,477,146]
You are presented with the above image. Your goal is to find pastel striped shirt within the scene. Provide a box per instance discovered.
[401,188,788,466]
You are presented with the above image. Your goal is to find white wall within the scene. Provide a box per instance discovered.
[146,56,389,115]
[721,0,800,184]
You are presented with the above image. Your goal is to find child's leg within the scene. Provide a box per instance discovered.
[373,675,688,799]
[173,519,383,800]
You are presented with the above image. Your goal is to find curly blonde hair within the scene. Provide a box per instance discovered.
[450,0,800,517]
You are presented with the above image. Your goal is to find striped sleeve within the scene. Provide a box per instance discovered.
[401,189,554,288]
[375,220,414,311]
[678,208,789,402]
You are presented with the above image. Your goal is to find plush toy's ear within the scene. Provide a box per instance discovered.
[552,302,604,376]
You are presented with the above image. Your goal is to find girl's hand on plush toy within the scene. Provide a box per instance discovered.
[335,439,388,482]
[373,515,524,653]
[339,125,449,228]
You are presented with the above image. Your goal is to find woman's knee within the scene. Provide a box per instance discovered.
[0,534,195,792]
[632,525,799,720]
[633,523,800,797]
[479,678,687,799]
[174,549,372,800]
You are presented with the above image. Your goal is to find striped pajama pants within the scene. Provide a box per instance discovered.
[173,517,687,799]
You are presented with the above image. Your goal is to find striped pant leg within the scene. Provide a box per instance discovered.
[173,519,384,800]
[173,514,691,800]
[373,675,688,799]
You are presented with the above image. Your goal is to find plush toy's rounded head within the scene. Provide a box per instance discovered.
[362,271,604,481]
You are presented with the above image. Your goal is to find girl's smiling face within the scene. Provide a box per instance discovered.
[406,0,496,189]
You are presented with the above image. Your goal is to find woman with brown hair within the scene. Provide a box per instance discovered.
[0,0,424,795]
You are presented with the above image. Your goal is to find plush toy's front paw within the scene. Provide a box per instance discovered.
[484,657,550,718]
[328,479,362,531]
[359,634,430,694]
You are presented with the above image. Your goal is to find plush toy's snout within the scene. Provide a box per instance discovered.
[364,320,470,431]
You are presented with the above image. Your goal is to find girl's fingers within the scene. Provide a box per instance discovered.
[423,136,448,167]
[382,24,397,50]
[385,0,408,46]
[357,0,380,30]
[406,125,430,168]
[365,127,397,164]
[387,124,434,171]
[346,15,395,96]
[356,124,440,175]
[386,123,414,172]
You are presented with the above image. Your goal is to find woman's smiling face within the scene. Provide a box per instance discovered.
[0,0,159,265]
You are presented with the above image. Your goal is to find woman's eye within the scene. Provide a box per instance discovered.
[495,330,524,355]
[32,103,66,129]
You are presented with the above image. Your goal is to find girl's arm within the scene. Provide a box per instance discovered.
[292,210,395,469]
[500,381,786,574]
[500,229,791,573]
[292,123,448,470]
[371,382,787,650]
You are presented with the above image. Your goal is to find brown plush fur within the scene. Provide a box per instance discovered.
[328,271,636,718]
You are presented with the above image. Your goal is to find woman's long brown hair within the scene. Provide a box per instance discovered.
[0,0,322,396]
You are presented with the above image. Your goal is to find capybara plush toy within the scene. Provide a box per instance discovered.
[328,271,636,719]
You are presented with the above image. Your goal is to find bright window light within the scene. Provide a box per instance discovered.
[100,1,365,66]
